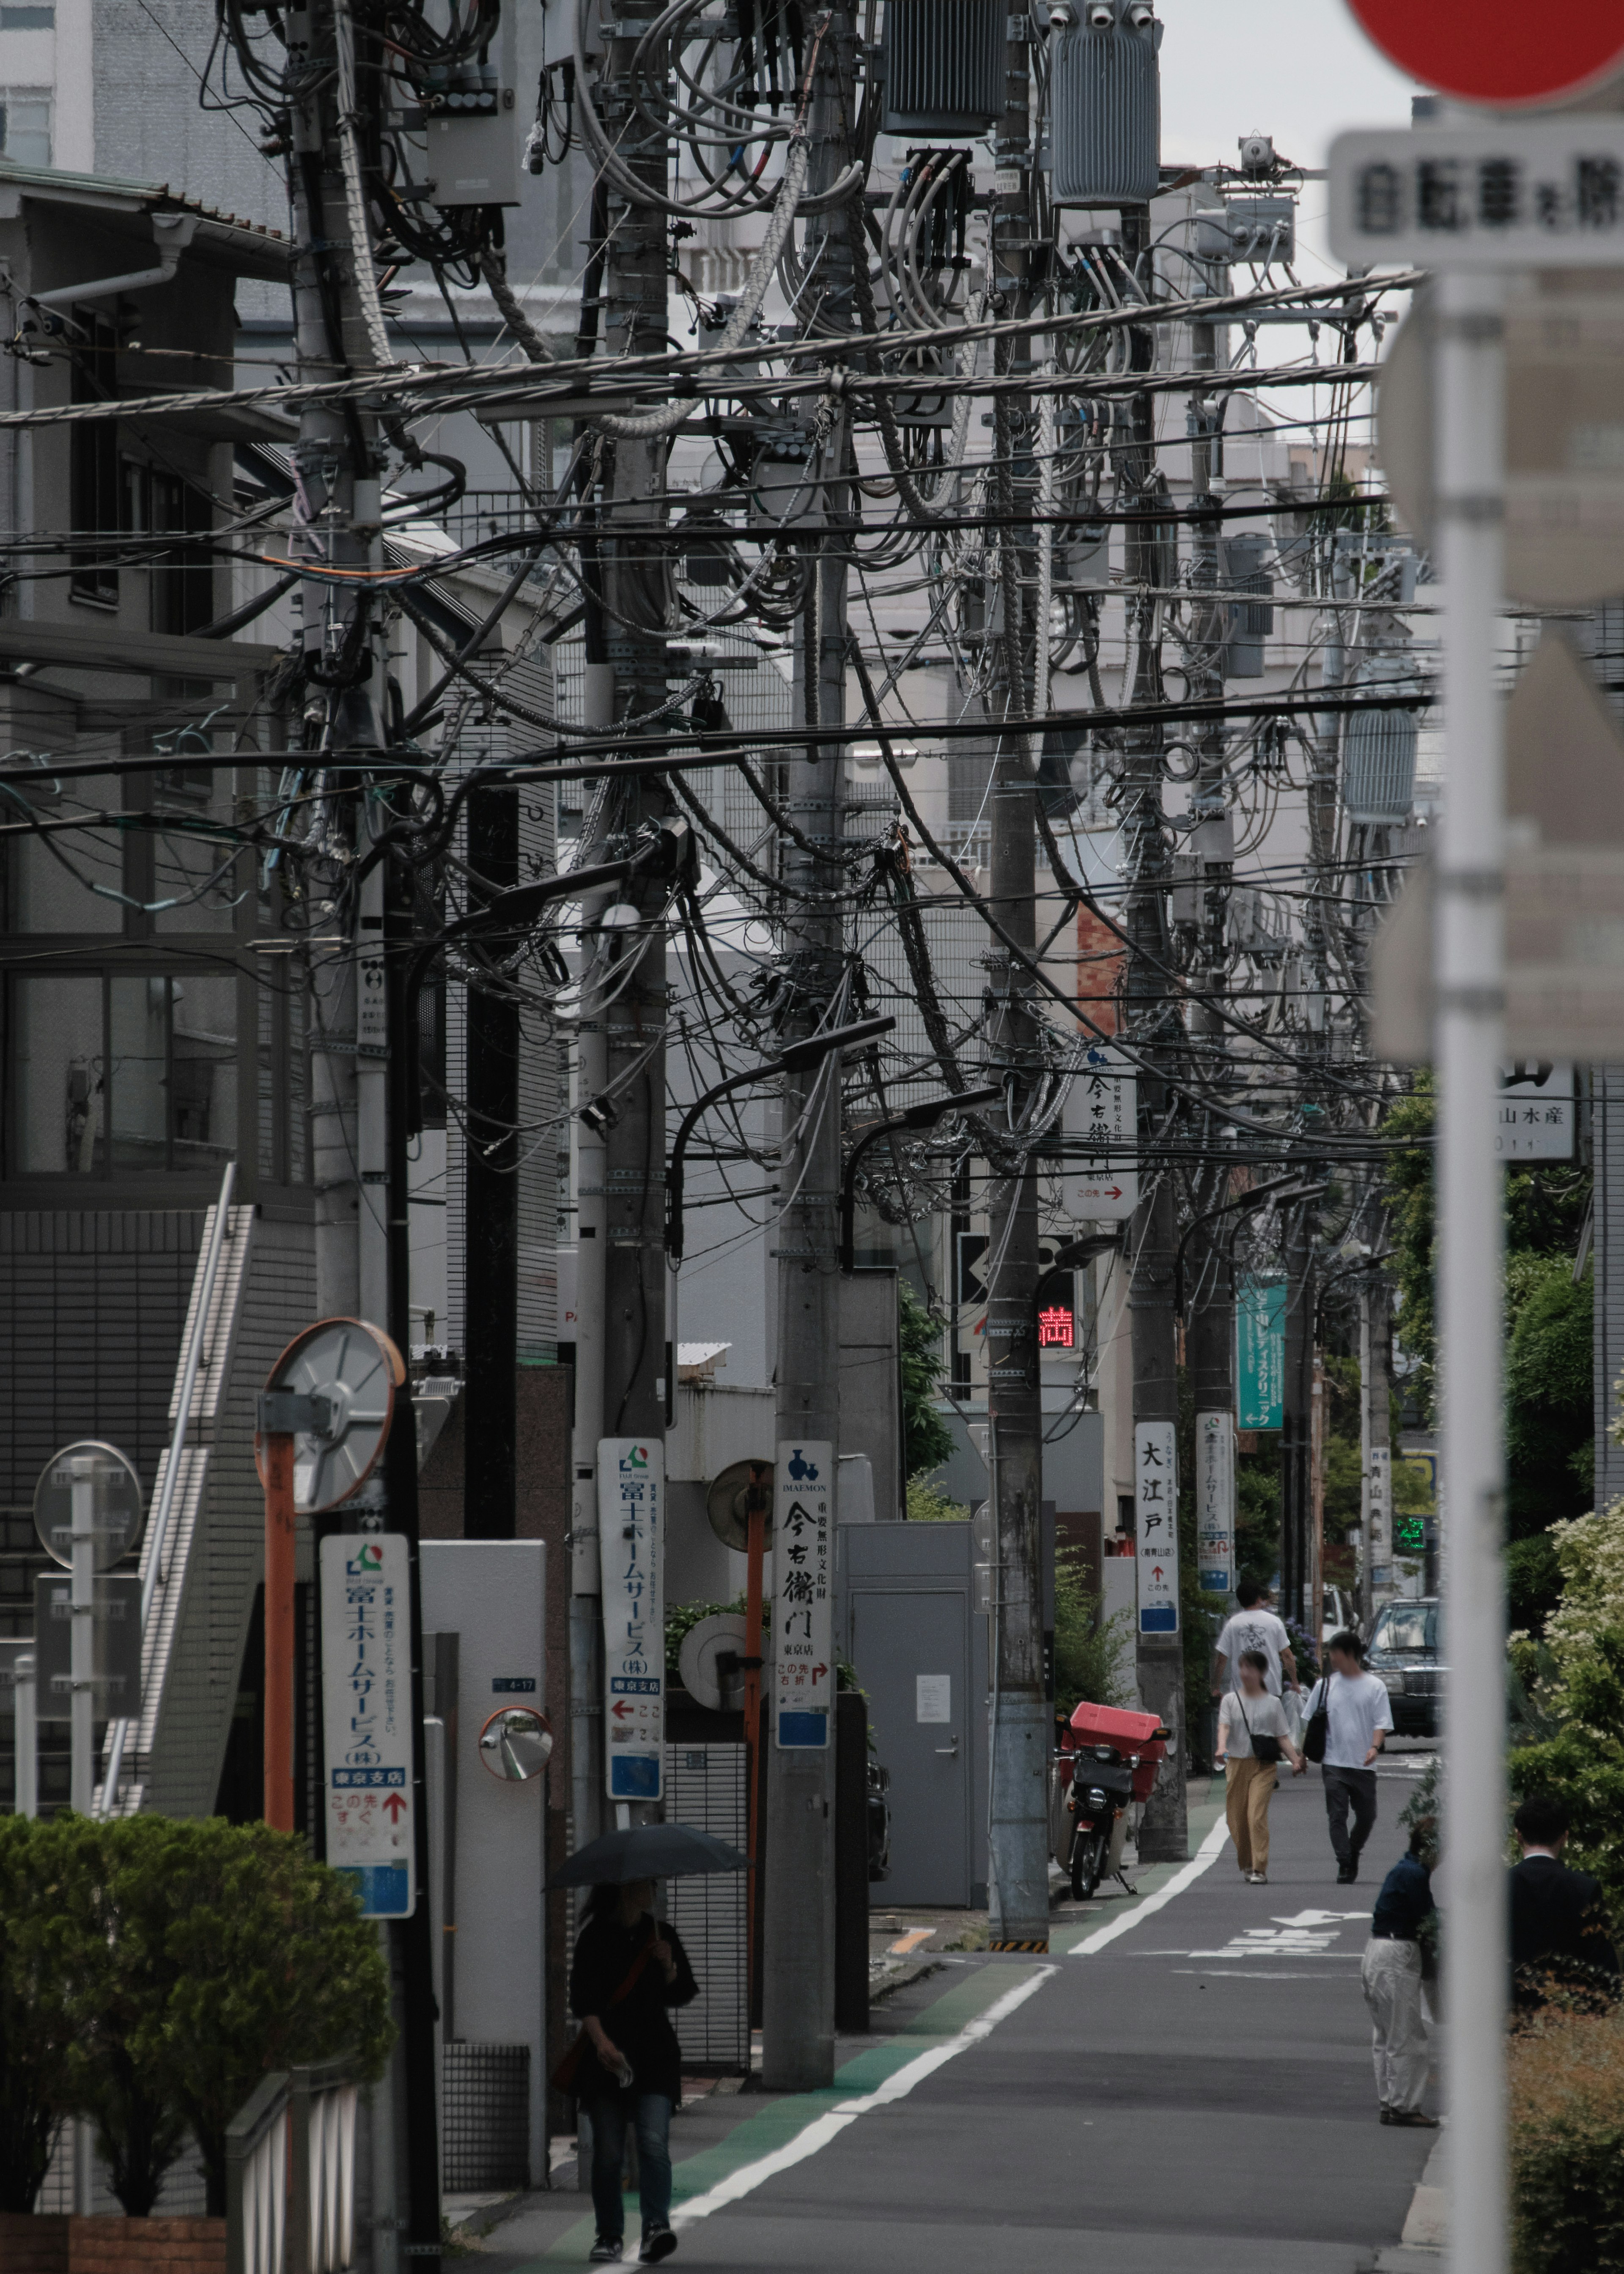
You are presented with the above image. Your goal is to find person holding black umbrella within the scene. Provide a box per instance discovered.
[570,1875,699,2264]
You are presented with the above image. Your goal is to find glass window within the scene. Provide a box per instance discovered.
[0,11,56,30]
[1373,1605,1436,1654]
[108,975,170,1171]
[10,974,103,1172]
[170,972,238,1170]
[0,87,51,167]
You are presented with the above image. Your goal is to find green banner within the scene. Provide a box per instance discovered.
[1237,1275,1285,1431]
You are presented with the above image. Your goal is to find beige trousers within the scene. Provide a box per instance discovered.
[1226,1756,1277,1874]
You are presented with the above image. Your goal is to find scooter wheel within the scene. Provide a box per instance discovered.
[1069,1831,1090,1901]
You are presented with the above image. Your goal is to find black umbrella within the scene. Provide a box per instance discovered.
[548,1821,750,1889]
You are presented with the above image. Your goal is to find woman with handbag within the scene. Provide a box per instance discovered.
[563,1877,699,2264]
[1215,1649,1306,1884]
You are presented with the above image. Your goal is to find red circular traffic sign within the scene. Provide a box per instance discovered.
[1347,1,1624,107]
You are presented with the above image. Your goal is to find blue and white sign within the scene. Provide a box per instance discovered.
[1237,1274,1286,1432]
[599,1437,665,1800]
[1135,1421,1180,1637]
[774,1440,834,1748]
[320,1532,415,1917]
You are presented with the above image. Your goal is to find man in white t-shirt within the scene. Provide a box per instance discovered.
[1212,1577,1300,1701]
[1309,1630,1395,1884]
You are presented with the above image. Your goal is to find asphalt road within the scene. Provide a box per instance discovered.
[484,1758,1438,2274]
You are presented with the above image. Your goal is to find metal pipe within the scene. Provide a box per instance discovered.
[100,1159,235,1816]
[1435,262,1509,2274]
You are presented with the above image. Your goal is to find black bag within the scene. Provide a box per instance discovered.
[1303,1678,1332,1766]
[1236,1690,1283,1767]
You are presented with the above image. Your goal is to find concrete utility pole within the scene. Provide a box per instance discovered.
[594,2,673,1469]
[464,777,520,1538]
[980,7,1049,1953]
[1358,1272,1392,1628]
[1279,1196,1316,1632]
[1119,203,1188,1863]
[286,0,387,1322]
[763,4,857,2087]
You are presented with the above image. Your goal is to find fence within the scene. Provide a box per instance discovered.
[225,2060,358,2274]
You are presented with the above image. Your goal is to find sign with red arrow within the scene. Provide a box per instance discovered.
[319,1532,416,1918]
[774,1440,834,1749]
[1062,1046,1138,1223]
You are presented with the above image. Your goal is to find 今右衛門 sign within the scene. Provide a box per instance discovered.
[320,1532,416,1918]
[774,1440,833,1747]
[1135,1421,1180,1636]
[599,1437,665,1801]
[1062,1046,1138,1221]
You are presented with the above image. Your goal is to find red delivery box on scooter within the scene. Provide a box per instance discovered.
[1065,1700,1168,1802]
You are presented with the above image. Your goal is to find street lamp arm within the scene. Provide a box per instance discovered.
[667,1015,899,1266]
[839,1086,1000,1273]
[1172,1172,1329,1319]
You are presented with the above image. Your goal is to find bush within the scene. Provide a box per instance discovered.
[1054,1547,1131,1713]
[0,1819,71,2212]
[1509,1533,1566,1635]
[1510,2009,1624,2273]
[0,1816,393,2217]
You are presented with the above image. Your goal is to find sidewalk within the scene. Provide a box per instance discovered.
[469,1761,1435,2273]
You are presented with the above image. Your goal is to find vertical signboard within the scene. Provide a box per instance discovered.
[1497,1064,1575,1159]
[1062,1046,1139,1221]
[1237,1275,1286,1430]
[774,1440,834,1747]
[320,1533,416,1918]
[598,1437,665,1800]
[1368,1443,1394,1588]
[1134,1421,1179,1636]
[1195,1411,1235,1596]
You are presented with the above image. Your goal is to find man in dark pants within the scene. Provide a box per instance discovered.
[1510,1793,1621,2011]
[1309,1631,1394,1883]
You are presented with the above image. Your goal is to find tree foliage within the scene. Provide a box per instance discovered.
[899,1279,955,1479]
[0,1819,71,2213]
[1509,1509,1624,1917]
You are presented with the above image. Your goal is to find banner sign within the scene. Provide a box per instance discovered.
[1195,1411,1235,1596]
[1135,1421,1180,1636]
[320,1533,415,1918]
[774,1440,834,1747]
[1237,1275,1286,1431]
[1063,1045,1138,1221]
[599,1437,665,1801]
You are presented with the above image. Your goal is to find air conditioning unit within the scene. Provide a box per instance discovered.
[881,0,1003,136]
[1050,1,1162,209]
[1343,656,1421,825]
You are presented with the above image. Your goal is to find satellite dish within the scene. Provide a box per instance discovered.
[33,1441,144,1573]
[255,1317,406,1515]
[705,1458,774,1552]
[679,1613,749,1713]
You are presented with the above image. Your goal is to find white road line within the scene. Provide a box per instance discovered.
[1066,1813,1232,1956]
[669,1965,1057,2227]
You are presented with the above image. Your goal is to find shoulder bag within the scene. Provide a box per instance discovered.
[1236,1689,1283,1766]
[551,1930,658,2094]
[1303,1677,1332,1766]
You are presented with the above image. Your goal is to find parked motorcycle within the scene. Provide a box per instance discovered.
[1057,1702,1171,1901]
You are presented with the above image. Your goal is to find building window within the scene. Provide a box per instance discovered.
[0,85,51,166]
[7,968,239,1177]
[150,472,217,637]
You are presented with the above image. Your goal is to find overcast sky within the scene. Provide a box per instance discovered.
[1156,0,1420,274]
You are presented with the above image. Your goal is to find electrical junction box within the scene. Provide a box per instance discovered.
[425,97,520,208]
[1197,195,1296,266]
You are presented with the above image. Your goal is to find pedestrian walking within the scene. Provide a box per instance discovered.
[568,1878,698,2264]
[1510,1793,1621,2012]
[1306,1630,1393,1883]
[1212,1577,1301,1701]
[1215,1649,1305,1884]
[1362,1822,1439,2127]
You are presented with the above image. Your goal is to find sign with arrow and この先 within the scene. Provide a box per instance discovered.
[320,1532,415,1918]
[599,1437,666,1800]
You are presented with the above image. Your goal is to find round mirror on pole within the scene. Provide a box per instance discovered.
[255,1317,406,1514]
[678,1613,749,1712]
[705,1458,774,1551]
[33,1442,145,1572]
[477,1706,554,1781]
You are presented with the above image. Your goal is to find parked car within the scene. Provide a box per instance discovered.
[1364,1597,1444,1736]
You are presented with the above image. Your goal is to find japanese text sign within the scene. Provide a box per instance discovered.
[1062,1046,1138,1221]
[1195,1411,1234,1597]
[774,1440,833,1748]
[1135,1421,1180,1636]
[1497,1063,1575,1161]
[319,1533,415,1918]
[1237,1275,1285,1433]
[599,1438,665,1800]
[1330,121,1624,270]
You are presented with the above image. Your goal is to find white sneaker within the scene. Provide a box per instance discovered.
[1248,1870,1268,1884]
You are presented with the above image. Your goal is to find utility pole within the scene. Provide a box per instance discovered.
[1120,201,1188,1863]
[1358,1271,1392,1627]
[762,3,857,2087]
[980,6,1048,1953]
[1280,1197,1316,1633]
[464,777,519,1538]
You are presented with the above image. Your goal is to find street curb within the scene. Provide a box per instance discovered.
[870,1956,944,2002]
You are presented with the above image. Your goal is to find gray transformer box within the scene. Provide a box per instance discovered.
[1049,5,1163,208]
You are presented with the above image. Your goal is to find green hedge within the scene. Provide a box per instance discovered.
[1511,2009,1624,2273]
[0,1815,392,2217]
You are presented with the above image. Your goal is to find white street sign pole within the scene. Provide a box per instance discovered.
[14,1652,36,1819]
[1436,262,1509,2274]
[70,1461,95,1816]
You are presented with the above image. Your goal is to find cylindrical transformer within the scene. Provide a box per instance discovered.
[1050,2,1163,208]
[1343,656,1421,825]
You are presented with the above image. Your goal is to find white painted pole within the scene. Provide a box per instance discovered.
[15,1651,36,1819]
[1434,262,1508,2274]
[70,1462,96,1818]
